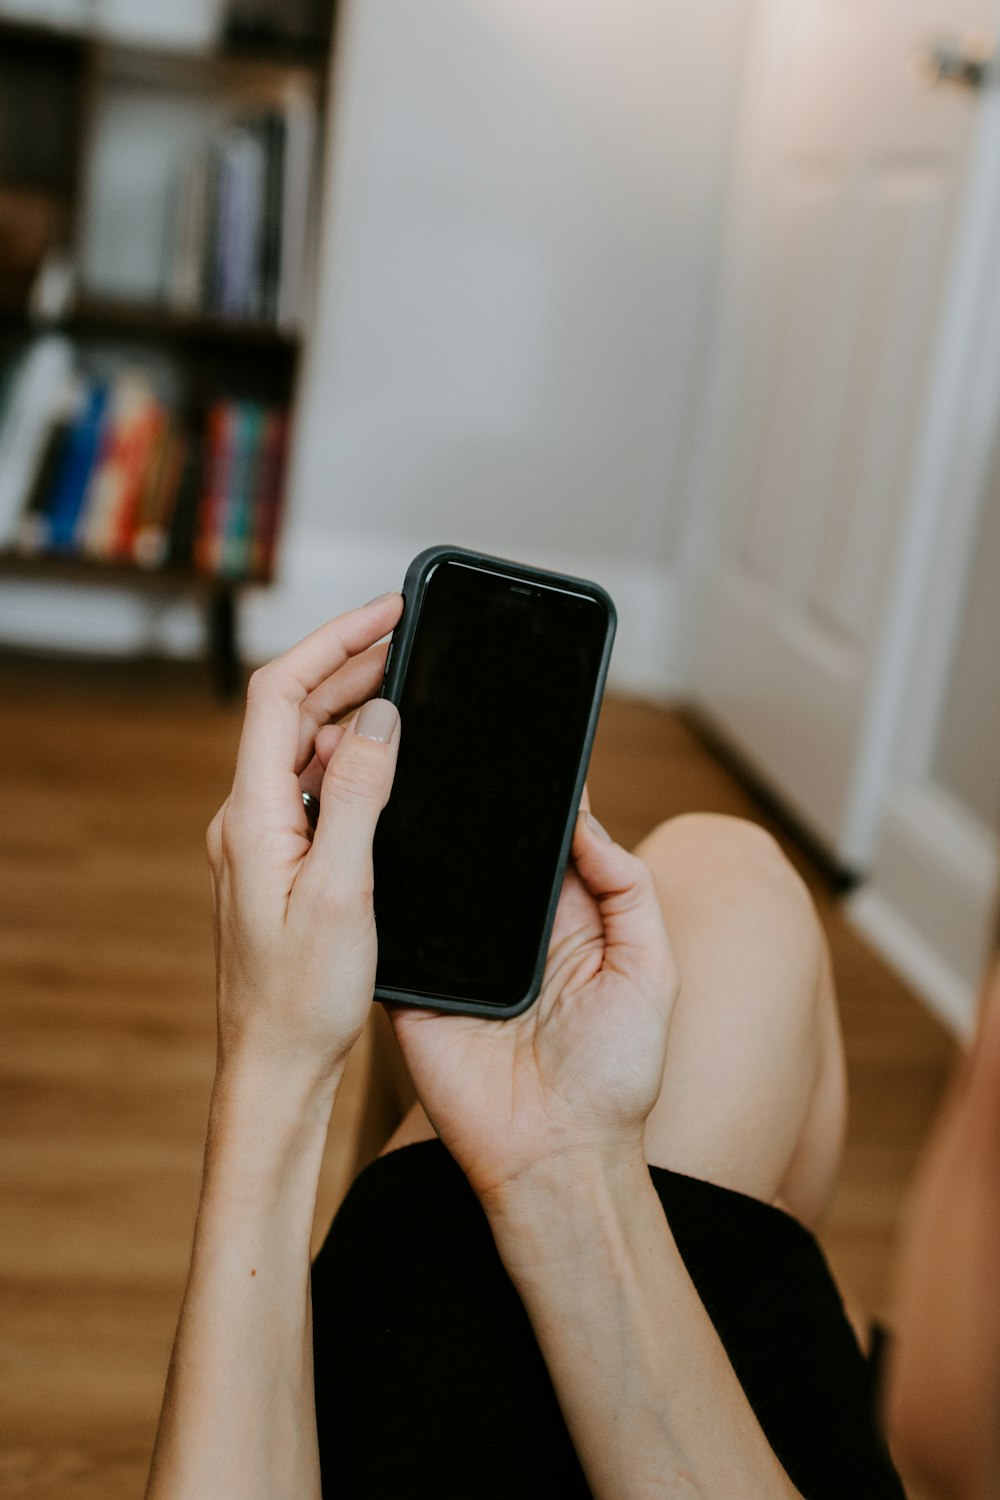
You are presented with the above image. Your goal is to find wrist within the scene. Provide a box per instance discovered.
[207,1052,341,1183]
[479,1142,652,1274]
[214,1029,345,1110]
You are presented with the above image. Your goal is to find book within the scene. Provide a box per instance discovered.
[212,126,267,321]
[166,427,205,569]
[131,421,182,568]
[165,149,212,314]
[277,86,317,329]
[109,397,167,561]
[14,387,78,555]
[249,407,288,578]
[42,376,109,554]
[194,402,235,574]
[258,113,286,324]
[0,336,75,547]
[219,402,261,577]
[133,428,182,568]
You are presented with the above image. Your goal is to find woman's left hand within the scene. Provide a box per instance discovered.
[206,592,403,1089]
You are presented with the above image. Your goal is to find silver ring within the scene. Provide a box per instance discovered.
[302,790,320,831]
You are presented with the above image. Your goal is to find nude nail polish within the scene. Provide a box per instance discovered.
[585,812,613,842]
[354,699,399,743]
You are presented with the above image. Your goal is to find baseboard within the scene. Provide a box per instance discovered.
[0,531,686,699]
[844,780,998,1041]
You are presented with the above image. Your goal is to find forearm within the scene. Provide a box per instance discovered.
[146,1059,338,1500]
[484,1154,802,1500]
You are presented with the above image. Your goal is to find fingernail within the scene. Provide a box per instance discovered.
[354,699,399,744]
[365,590,401,607]
[584,811,613,842]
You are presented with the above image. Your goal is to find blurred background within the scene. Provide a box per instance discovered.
[1,0,997,1496]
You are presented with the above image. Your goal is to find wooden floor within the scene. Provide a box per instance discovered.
[0,653,957,1499]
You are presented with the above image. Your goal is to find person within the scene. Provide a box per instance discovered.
[140,597,984,1498]
[885,931,1000,1500]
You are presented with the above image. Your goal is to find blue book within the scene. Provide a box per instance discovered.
[47,379,110,554]
[222,402,263,576]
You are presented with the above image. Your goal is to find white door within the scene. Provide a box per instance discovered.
[684,0,1000,869]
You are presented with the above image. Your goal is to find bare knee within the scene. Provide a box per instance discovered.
[636,812,829,1070]
[638,811,800,883]
[635,812,821,954]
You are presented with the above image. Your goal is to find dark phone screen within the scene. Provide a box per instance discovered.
[373,560,610,1008]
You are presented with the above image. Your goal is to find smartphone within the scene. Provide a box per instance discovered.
[372,544,616,1019]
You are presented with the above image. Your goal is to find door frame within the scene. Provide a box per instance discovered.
[673,0,1000,868]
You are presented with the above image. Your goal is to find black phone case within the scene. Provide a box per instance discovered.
[373,543,617,1020]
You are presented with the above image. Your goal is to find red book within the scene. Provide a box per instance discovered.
[132,424,187,569]
[194,402,235,576]
[250,408,288,579]
[108,399,167,560]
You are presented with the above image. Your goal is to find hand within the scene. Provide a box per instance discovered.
[206,594,403,1089]
[386,805,680,1204]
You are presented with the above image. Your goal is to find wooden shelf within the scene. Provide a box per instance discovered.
[68,298,299,351]
[0,550,270,589]
[95,38,328,93]
[0,18,328,78]
[0,300,299,352]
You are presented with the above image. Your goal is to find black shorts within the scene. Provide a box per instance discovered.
[311,1139,904,1499]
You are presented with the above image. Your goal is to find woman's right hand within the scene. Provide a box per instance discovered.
[387,811,680,1206]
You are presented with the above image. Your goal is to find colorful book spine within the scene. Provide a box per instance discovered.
[194,403,235,575]
[221,402,262,578]
[45,379,109,553]
[132,426,187,569]
[14,393,77,556]
[109,400,167,560]
[249,408,288,579]
[0,336,75,548]
[166,430,205,569]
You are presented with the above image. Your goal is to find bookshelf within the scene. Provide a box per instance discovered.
[0,3,332,693]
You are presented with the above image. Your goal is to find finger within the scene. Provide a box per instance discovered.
[547,857,598,952]
[299,747,335,804]
[579,782,592,815]
[571,812,672,976]
[303,697,401,896]
[232,593,403,806]
[313,722,347,773]
[297,724,349,822]
[294,640,390,775]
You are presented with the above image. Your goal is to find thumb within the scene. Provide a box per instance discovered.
[307,698,401,889]
[572,811,672,970]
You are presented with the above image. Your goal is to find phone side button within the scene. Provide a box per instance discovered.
[381,642,394,696]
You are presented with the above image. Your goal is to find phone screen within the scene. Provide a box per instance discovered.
[373,559,611,1009]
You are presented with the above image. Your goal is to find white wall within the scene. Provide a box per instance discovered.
[271,0,756,693]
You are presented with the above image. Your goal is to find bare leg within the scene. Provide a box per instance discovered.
[635,813,846,1232]
[375,813,846,1233]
